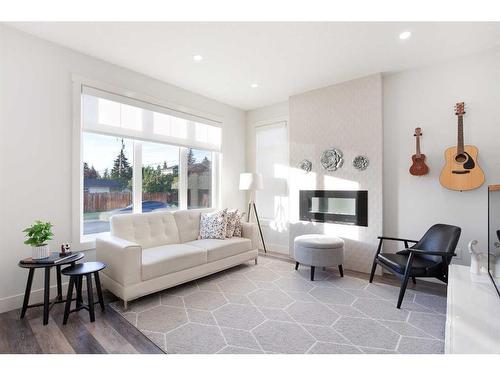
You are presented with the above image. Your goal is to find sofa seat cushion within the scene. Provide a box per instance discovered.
[186,237,252,263]
[141,244,207,281]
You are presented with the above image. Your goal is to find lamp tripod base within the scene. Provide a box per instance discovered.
[247,201,267,253]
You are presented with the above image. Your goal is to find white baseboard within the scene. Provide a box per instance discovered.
[0,281,73,314]
[263,243,290,255]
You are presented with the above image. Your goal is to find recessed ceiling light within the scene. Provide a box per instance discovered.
[250,83,259,88]
[399,31,412,40]
[193,55,203,62]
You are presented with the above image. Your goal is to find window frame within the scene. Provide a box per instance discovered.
[72,76,221,250]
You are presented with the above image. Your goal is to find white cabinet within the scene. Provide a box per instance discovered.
[445,265,500,353]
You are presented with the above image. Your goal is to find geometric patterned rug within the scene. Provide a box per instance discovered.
[110,255,447,354]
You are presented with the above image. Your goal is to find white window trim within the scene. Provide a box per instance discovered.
[72,76,221,250]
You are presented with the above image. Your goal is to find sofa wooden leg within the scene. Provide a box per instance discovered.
[338,264,344,277]
[255,258,258,265]
[295,262,299,270]
[310,266,315,281]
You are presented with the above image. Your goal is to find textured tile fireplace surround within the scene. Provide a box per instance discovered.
[288,74,383,273]
[110,256,446,354]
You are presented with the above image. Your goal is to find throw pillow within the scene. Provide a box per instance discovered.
[233,211,246,237]
[199,209,228,240]
[226,209,239,238]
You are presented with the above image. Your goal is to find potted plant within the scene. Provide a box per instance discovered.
[23,220,54,259]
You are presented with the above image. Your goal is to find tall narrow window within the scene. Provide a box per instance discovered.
[82,133,134,235]
[188,148,212,209]
[142,142,180,211]
[255,122,288,225]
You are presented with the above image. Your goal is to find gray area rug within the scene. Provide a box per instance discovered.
[110,256,446,354]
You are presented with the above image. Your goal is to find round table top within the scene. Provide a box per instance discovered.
[61,261,106,276]
[18,252,84,269]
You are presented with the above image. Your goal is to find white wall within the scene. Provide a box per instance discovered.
[0,25,246,312]
[383,47,500,265]
[289,74,383,273]
[245,102,290,254]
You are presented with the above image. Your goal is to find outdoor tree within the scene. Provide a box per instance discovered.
[83,162,101,179]
[187,148,196,165]
[142,165,177,193]
[111,139,133,183]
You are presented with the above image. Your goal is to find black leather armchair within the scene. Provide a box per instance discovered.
[369,224,461,308]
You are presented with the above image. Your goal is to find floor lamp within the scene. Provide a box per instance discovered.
[239,173,267,253]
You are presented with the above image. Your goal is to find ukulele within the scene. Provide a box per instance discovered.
[439,102,484,191]
[409,127,429,176]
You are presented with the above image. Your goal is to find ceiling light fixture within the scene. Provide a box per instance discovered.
[399,31,412,40]
[193,55,203,62]
[250,83,259,88]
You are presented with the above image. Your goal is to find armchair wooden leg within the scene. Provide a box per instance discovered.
[369,259,377,283]
[370,238,384,283]
[310,266,315,281]
[397,252,415,309]
[397,274,411,309]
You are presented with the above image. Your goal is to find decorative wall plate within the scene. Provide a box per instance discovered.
[320,148,343,171]
[298,159,312,173]
[353,155,369,171]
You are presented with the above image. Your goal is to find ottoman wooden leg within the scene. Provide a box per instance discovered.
[310,266,315,281]
[338,265,344,277]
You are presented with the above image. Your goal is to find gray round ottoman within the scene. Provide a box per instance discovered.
[294,234,345,280]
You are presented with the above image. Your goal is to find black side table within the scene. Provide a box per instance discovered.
[18,252,84,325]
[62,261,106,324]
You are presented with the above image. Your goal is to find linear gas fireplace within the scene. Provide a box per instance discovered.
[299,190,368,226]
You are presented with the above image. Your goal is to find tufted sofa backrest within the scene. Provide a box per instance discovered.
[110,211,180,249]
[173,208,215,243]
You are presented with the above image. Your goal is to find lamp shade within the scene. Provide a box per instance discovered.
[239,173,263,191]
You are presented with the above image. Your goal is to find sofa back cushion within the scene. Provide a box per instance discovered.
[173,208,215,243]
[111,211,180,249]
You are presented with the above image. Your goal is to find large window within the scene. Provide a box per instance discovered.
[77,83,220,244]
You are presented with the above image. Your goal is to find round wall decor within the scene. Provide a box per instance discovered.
[320,148,343,171]
[353,155,369,171]
[298,159,312,173]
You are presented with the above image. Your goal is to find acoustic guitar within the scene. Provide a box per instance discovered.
[409,127,429,176]
[439,102,484,191]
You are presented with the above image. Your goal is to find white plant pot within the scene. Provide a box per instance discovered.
[32,244,50,260]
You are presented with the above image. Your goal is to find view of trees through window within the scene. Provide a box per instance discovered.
[142,141,179,212]
[83,133,133,235]
[188,148,212,209]
[83,132,213,235]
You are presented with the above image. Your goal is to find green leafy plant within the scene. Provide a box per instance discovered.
[23,220,54,247]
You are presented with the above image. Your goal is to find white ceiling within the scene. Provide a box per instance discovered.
[8,22,500,110]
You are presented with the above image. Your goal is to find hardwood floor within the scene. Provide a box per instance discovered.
[0,291,163,354]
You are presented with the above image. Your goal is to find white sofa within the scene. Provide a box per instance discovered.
[96,209,259,308]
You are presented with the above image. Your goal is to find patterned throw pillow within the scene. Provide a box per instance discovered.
[226,210,239,238]
[233,211,246,237]
[199,209,228,240]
